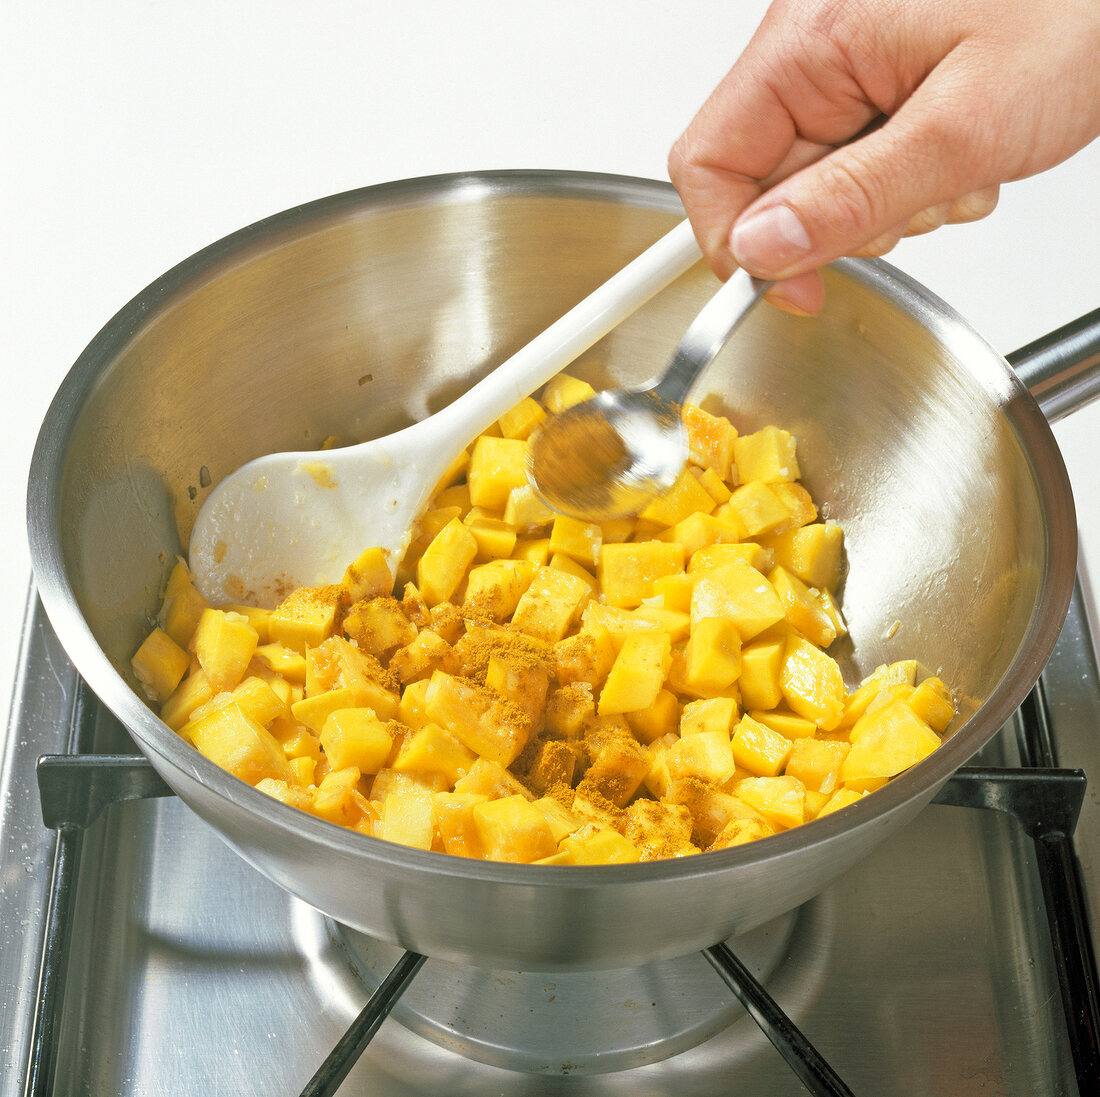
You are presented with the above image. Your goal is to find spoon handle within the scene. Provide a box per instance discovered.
[424,218,702,449]
[651,270,772,407]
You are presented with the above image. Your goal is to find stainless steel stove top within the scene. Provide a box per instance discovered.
[4,580,1099,1096]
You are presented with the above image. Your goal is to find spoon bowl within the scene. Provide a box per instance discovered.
[527,269,770,521]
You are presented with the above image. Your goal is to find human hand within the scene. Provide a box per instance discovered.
[668,0,1100,314]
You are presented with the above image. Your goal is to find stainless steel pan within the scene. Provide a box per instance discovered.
[26,171,1100,972]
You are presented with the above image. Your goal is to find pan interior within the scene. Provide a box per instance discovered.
[55,186,1051,726]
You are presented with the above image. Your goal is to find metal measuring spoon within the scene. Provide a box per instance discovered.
[527,269,771,521]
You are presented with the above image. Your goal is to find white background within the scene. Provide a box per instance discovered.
[3,0,1098,723]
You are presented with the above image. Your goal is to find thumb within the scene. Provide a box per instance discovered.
[730,65,1002,278]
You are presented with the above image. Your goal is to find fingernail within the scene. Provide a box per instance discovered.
[731,204,812,276]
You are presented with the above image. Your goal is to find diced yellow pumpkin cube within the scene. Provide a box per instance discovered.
[503,485,556,531]
[649,572,697,613]
[268,586,339,654]
[231,675,289,725]
[839,660,919,728]
[132,627,190,703]
[467,435,529,511]
[394,722,476,785]
[186,702,292,785]
[256,777,316,811]
[733,426,800,484]
[781,636,846,730]
[640,467,717,527]
[524,740,580,797]
[311,766,366,826]
[598,542,684,609]
[723,481,791,538]
[463,558,535,621]
[220,604,273,643]
[433,483,471,514]
[735,775,805,829]
[816,787,865,818]
[452,757,534,801]
[684,616,742,694]
[738,637,785,711]
[577,731,652,807]
[510,566,591,642]
[342,595,418,658]
[854,683,916,734]
[749,708,817,739]
[485,654,550,728]
[549,514,602,567]
[160,669,214,731]
[292,686,363,735]
[689,542,773,575]
[683,404,737,478]
[541,373,596,413]
[694,466,733,505]
[631,605,691,642]
[655,512,735,557]
[598,632,672,715]
[689,563,786,641]
[619,799,698,859]
[546,824,639,865]
[287,755,318,787]
[513,541,555,574]
[527,798,585,844]
[818,589,847,641]
[731,714,793,778]
[708,813,778,849]
[417,517,478,605]
[663,778,765,848]
[680,696,738,738]
[666,728,736,785]
[769,565,837,648]
[160,560,209,648]
[785,738,849,794]
[303,636,400,718]
[764,523,843,590]
[252,642,307,683]
[340,546,393,603]
[270,716,322,762]
[189,609,259,693]
[553,626,617,688]
[379,788,435,849]
[548,552,598,590]
[908,676,956,733]
[424,670,531,767]
[397,678,432,730]
[388,629,451,684]
[371,768,449,803]
[497,396,547,440]
[320,708,394,774]
[842,700,941,789]
[432,791,489,857]
[769,482,818,531]
[404,505,462,575]
[464,509,518,561]
[474,795,557,863]
[625,688,682,744]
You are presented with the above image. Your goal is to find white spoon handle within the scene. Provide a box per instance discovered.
[423,218,701,448]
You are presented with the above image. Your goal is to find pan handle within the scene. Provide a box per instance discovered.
[1007,306,1100,423]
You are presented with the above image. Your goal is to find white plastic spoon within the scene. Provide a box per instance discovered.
[188,219,702,606]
